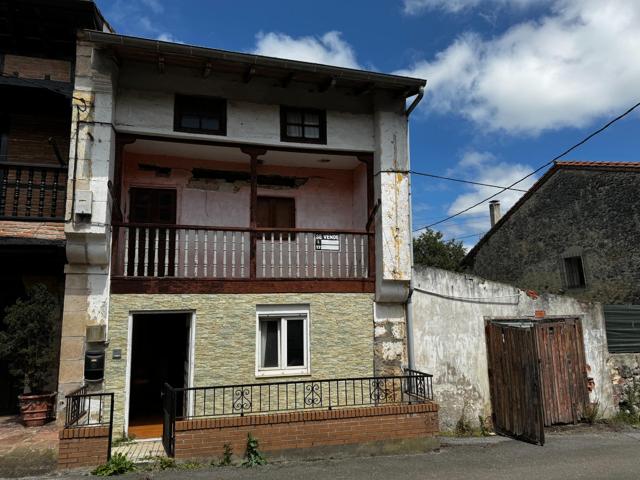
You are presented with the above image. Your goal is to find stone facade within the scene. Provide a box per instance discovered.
[609,353,640,408]
[465,164,640,305]
[104,292,374,435]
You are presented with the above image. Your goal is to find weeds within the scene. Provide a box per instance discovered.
[454,412,474,437]
[478,415,493,436]
[111,434,136,448]
[217,443,233,466]
[242,433,267,467]
[583,401,601,425]
[91,453,136,476]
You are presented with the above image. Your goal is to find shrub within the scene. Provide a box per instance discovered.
[0,284,60,393]
[92,453,136,476]
[242,434,266,467]
[217,443,233,466]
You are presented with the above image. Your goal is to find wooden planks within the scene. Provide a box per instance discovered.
[486,322,545,445]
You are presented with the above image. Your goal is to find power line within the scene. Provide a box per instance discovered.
[442,232,485,242]
[410,170,528,192]
[414,100,640,232]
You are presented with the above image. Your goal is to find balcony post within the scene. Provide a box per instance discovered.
[241,147,267,279]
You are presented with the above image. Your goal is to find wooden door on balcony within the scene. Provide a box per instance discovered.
[128,188,177,277]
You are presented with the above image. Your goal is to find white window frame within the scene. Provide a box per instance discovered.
[255,305,310,378]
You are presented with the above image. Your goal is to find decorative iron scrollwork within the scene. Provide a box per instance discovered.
[304,382,322,407]
[232,387,252,413]
[370,378,388,402]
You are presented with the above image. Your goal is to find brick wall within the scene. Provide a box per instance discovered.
[3,54,71,82]
[174,403,438,460]
[58,426,110,470]
[0,221,65,240]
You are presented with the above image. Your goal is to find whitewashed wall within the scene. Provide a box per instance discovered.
[411,266,613,430]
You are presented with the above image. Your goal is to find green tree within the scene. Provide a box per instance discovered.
[413,229,466,272]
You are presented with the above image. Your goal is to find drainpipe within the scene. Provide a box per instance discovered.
[405,85,425,117]
[405,122,416,370]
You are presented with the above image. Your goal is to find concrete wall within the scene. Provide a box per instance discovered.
[468,168,640,304]
[121,152,367,230]
[104,292,374,435]
[410,266,614,430]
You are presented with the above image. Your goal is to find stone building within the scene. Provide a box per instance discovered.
[57,26,428,444]
[0,0,108,414]
[462,161,640,409]
[463,161,640,304]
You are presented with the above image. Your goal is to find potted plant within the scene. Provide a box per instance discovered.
[0,283,60,426]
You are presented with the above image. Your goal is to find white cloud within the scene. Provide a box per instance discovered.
[430,150,539,247]
[397,0,640,134]
[157,32,183,44]
[403,0,544,15]
[253,31,360,69]
[140,0,164,14]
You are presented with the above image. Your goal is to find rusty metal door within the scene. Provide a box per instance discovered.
[486,322,545,445]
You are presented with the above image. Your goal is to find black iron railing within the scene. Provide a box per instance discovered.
[167,370,433,421]
[64,389,114,460]
[0,162,67,221]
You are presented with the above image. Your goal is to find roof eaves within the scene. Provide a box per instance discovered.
[79,30,427,92]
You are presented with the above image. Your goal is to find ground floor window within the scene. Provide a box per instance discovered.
[256,305,309,377]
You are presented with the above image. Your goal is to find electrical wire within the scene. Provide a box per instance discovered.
[414,100,640,232]
[410,170,528,192]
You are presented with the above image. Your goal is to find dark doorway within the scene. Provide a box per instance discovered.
[129,313,190,439]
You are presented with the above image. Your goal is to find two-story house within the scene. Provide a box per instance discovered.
[0,0,107,415]
[57,28,429,448]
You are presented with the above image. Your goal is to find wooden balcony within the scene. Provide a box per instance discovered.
[111,223,375,294]
[0,162,67,221]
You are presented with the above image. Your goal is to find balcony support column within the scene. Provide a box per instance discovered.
[241,147,266,279]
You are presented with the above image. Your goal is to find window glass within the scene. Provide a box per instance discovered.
[260,319,279,368]
[286,111,302,124]
[174,95,226,135]
[305,126,320,139]
[180,114,200,129]
[286,319,304,367]
[305,113,320,125]
[201,117,220,131]
[286,125,303,137]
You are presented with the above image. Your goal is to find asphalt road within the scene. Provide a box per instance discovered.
[29,430,640,480]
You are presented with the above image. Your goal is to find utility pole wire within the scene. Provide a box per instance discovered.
[410,171,528,192]
[414,100,640,232]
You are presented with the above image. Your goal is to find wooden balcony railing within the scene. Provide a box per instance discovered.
[0,162,67,221]
[112,223,373,280]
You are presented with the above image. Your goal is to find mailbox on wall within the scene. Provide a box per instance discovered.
[84,351,105,382]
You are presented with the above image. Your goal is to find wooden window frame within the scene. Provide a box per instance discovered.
[280,106,327,144]
[174,94,227,136]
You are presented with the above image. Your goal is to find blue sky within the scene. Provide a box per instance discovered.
[97,0,640,247]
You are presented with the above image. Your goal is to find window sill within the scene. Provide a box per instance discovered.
[255,369,310,378]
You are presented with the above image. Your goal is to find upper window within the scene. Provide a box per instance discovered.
[256,305,309,377]
[256,196,295,229]
[174,95,226,135]
[564,256,586,288]
[280,106,326,144]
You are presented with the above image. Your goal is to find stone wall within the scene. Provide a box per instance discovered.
[410,266,614,430]
[174,403,439,461]
[609,353,640,407]
[467,168,640,305]
[104,292,374,435]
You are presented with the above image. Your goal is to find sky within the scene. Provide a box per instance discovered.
[97,0,640,248]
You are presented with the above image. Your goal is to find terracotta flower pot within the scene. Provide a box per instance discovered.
[18,392,56,427]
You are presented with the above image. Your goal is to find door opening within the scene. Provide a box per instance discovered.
[128,313,190,439]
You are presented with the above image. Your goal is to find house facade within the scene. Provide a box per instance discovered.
[0,0,107,414]
[57,28,426,439]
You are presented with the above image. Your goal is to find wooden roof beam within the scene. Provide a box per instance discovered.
[158,55,165,74]
[281,71,295,88]
[243,65,255,83]
[202,61,212,78]
[319,76,336,93]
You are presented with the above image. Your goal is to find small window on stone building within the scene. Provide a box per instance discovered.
[564,256,586,288]
[256,305,309,377]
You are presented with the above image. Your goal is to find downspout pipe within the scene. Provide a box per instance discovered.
[405,85,425,117]
[405,110,417,370]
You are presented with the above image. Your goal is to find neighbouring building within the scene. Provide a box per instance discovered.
[0,0,107,415]
[461,161,640,415]
[56,25,438,462]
